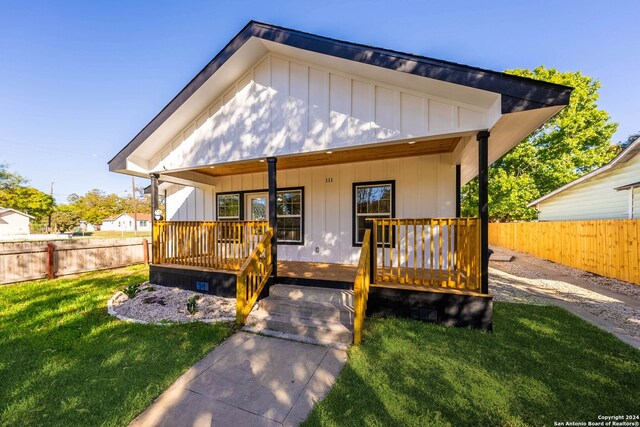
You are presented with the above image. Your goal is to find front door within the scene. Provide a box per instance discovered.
[245,193,268,221]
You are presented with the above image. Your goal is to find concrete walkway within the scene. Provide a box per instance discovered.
[130,332,347,427]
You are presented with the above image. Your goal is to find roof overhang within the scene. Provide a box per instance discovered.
[0,208,35,219]
[615,181,640,191]
[528,136,640,207]
[109,21,572,180]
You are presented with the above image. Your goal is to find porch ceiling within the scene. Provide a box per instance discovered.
[189,136,460,177]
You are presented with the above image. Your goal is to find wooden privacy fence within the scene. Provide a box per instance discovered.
[489,220,640,285]
[0,238,151,285]
[370,218,481,292]
[153,221,269,271]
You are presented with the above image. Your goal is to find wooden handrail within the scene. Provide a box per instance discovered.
[371,218,482,292]
[353,228,371,345]
[236,229,273,324]
[152,220,269,270]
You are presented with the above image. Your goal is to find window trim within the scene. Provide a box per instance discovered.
[216,187,305,245]
[216,192,241,221]
[352,180,396,247]
[275,187,304,245]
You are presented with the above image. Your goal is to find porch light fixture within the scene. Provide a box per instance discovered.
[209,166,215,169]
[259,159,266,163]
[407,141,416,145]
[326,151,333,154]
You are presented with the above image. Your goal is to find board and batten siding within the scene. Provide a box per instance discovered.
[537,154,640,221]
[165,153,455,265]
[150,53,492,173]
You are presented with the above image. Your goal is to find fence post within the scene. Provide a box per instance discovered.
[46,242,56,279]
[142,238,149,265]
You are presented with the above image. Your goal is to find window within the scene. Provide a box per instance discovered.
[216,188,304,244]
[139,220,148,227]
[276,188,303,244]
[353,181,395,246]
[217,194,240,220]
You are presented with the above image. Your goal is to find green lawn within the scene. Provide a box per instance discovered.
[304,303,640,427]
[0,266,232,426]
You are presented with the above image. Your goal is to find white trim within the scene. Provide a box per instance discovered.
[527,136,640,207]
[0,208,34,219]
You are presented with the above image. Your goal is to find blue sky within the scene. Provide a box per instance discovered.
[1,0,638,202]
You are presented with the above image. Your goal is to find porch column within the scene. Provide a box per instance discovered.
[150,173,159,264]
[455,164,461,217]
[477,131,490,294]
[267,157,278,278]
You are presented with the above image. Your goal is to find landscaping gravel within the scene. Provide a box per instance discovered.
[109,282,235,324]
[489,247,640,339]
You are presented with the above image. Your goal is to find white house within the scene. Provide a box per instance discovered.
[0,208,33,235]
[528,136,640,220]
[101,213,152,232]
[108,21,570,333]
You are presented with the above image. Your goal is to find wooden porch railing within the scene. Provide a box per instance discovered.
[353,229,371,345]
[371,218,481,292]
[152,221,269,270]
[236,229,273,324]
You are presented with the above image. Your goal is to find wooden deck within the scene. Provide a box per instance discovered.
[277,261,357,283]
[152,260,484,293]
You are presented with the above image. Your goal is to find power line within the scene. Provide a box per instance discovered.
[0,138,109,159]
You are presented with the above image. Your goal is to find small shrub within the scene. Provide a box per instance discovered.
[142,285,156,292]
[122,283,141,299]
[187,296,199,315]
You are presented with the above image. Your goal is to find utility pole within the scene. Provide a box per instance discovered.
[48,182,54,233]
[132,176,138,236]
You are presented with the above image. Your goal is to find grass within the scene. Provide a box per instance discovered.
[0,266,232,426]
[303,303,640,427]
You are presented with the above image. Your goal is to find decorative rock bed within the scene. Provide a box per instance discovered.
[107,282,236,324]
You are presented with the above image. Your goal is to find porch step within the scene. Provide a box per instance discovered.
[269,284,354,306]
[245,285,354,346]
[260,298,354,323]
[246,309,353,345]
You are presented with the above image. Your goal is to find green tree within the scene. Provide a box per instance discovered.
[461,66,618,221]
[0,164,55,222]
[51,204,81,232]
[66,189,122,225]
[620,131,640,149]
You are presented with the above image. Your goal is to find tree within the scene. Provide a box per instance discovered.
[461,66,618,221]
[66,189,122,225]
[620,131,640,149]
[51,204,81,232]
[0,164,55,222]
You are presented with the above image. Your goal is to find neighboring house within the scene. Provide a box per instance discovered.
[528,136,640,220]
[101,213,152,232]
[108,21,570,337]
[0,208,34,235]
[79,221,97,233]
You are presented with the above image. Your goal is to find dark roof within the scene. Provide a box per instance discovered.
[109,20,573,171]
